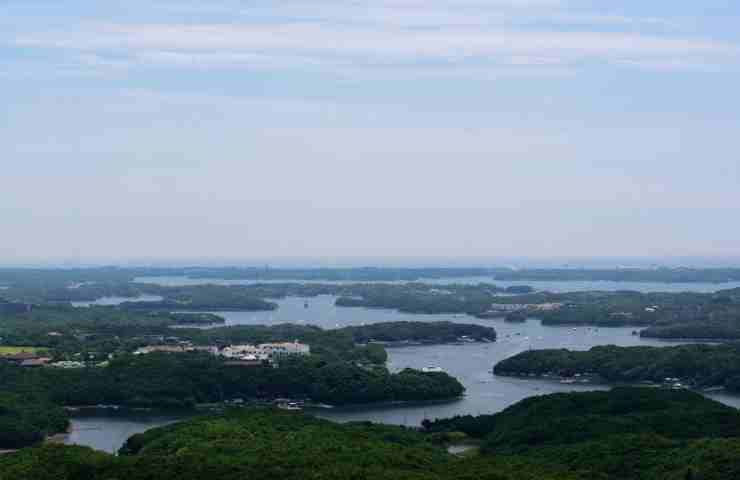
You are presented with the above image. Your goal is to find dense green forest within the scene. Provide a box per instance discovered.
[0,408,575,480]
[0,394,68,450]
[3,388,740,479]
[641,323,740,340]
[0,353,465,408]
[493,344,740,391]
[423,387,740,444]
[422,387,740,479]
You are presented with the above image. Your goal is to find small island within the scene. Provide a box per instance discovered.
[340,321,496,345]
[493,344,740,392]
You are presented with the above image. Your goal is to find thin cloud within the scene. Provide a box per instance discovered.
[5,0,739,76]
[14,23,739,71]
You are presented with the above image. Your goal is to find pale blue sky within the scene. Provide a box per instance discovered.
[2,1,739,263]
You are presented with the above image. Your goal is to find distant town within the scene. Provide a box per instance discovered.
[134,341,310,366]
[0,341,311,369]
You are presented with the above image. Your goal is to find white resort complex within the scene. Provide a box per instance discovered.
[134,341,310,365]
[220,342,311,362]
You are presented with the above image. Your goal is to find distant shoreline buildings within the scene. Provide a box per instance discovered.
[134,341,310,366]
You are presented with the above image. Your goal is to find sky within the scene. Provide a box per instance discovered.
[1,1,740,265]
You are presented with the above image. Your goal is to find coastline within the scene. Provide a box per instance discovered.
[45,423,74,445]
[493,373,733,399]
[57,394,466,416]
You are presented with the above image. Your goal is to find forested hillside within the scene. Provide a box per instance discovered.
[3,389,740,479]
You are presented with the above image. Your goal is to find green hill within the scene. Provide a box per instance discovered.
[3,389,740,479]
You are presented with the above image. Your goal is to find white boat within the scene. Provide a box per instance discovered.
[277,402,303,411]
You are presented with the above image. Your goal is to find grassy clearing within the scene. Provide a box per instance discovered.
[0,346,44,355]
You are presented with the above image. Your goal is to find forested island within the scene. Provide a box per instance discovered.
[493,344,740,392]
[5,268,740,341]
[3,388,740,479]
[640,323,740,340]
[0,301,489,449]
[341,321,495,345]
[494,267,740,283]
[0,352,465,410]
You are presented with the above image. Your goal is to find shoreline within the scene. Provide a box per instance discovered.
[45,423,74,445]
[493,373,734,398]
[59,395,466,417]
[641,336,737,343]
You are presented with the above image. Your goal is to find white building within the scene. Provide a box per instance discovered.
[134,345,218,355]
[220,341,310,363]
[221,345,270,362]
[259,342,311,358]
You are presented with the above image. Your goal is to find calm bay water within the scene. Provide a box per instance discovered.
[64,412,184,454]
[314,316,704,425]
[65,279,740,453]
[184,295,488,329]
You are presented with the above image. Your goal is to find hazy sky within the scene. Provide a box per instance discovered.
[2,1,740,264]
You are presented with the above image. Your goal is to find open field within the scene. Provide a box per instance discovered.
[0,346,44,355]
